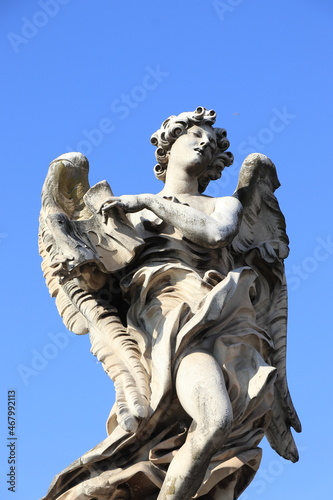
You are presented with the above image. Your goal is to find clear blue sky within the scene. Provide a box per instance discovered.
[1,1,332,499]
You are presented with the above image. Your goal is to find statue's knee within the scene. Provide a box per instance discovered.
[204,414,232,448]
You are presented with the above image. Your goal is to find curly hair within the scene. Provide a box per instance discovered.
[150,106,234,193]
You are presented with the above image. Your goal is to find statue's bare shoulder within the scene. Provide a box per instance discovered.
[212,195,243,218]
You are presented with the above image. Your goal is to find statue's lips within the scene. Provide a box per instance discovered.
[194,148,204,155]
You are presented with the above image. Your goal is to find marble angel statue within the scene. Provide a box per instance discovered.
[39,107,301,500]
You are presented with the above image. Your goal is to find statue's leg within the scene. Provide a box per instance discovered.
[157,351,233,500]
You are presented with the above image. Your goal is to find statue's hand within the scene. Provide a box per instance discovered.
[101,195,148,222]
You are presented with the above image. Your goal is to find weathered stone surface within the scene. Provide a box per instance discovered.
[39,107,301,500]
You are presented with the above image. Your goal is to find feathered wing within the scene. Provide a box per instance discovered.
[231,153,301,462]
[39,152,150,432]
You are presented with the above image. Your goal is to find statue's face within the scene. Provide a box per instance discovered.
[168,124,217,175]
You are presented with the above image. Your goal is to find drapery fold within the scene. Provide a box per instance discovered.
[42,265,276,500]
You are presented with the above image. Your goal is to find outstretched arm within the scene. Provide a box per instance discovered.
[102,194,243,248]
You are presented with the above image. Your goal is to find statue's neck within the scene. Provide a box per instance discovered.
[162,167,200,196]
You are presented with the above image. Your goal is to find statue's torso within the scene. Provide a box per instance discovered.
[127,207,232,277]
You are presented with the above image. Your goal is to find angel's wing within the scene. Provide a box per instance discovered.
[39,152,150,432]
[231,153,301,462]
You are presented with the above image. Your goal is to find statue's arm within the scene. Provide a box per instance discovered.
[102,194,243,248]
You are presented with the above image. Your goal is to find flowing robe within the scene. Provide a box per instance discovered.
[42,208,277,500]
